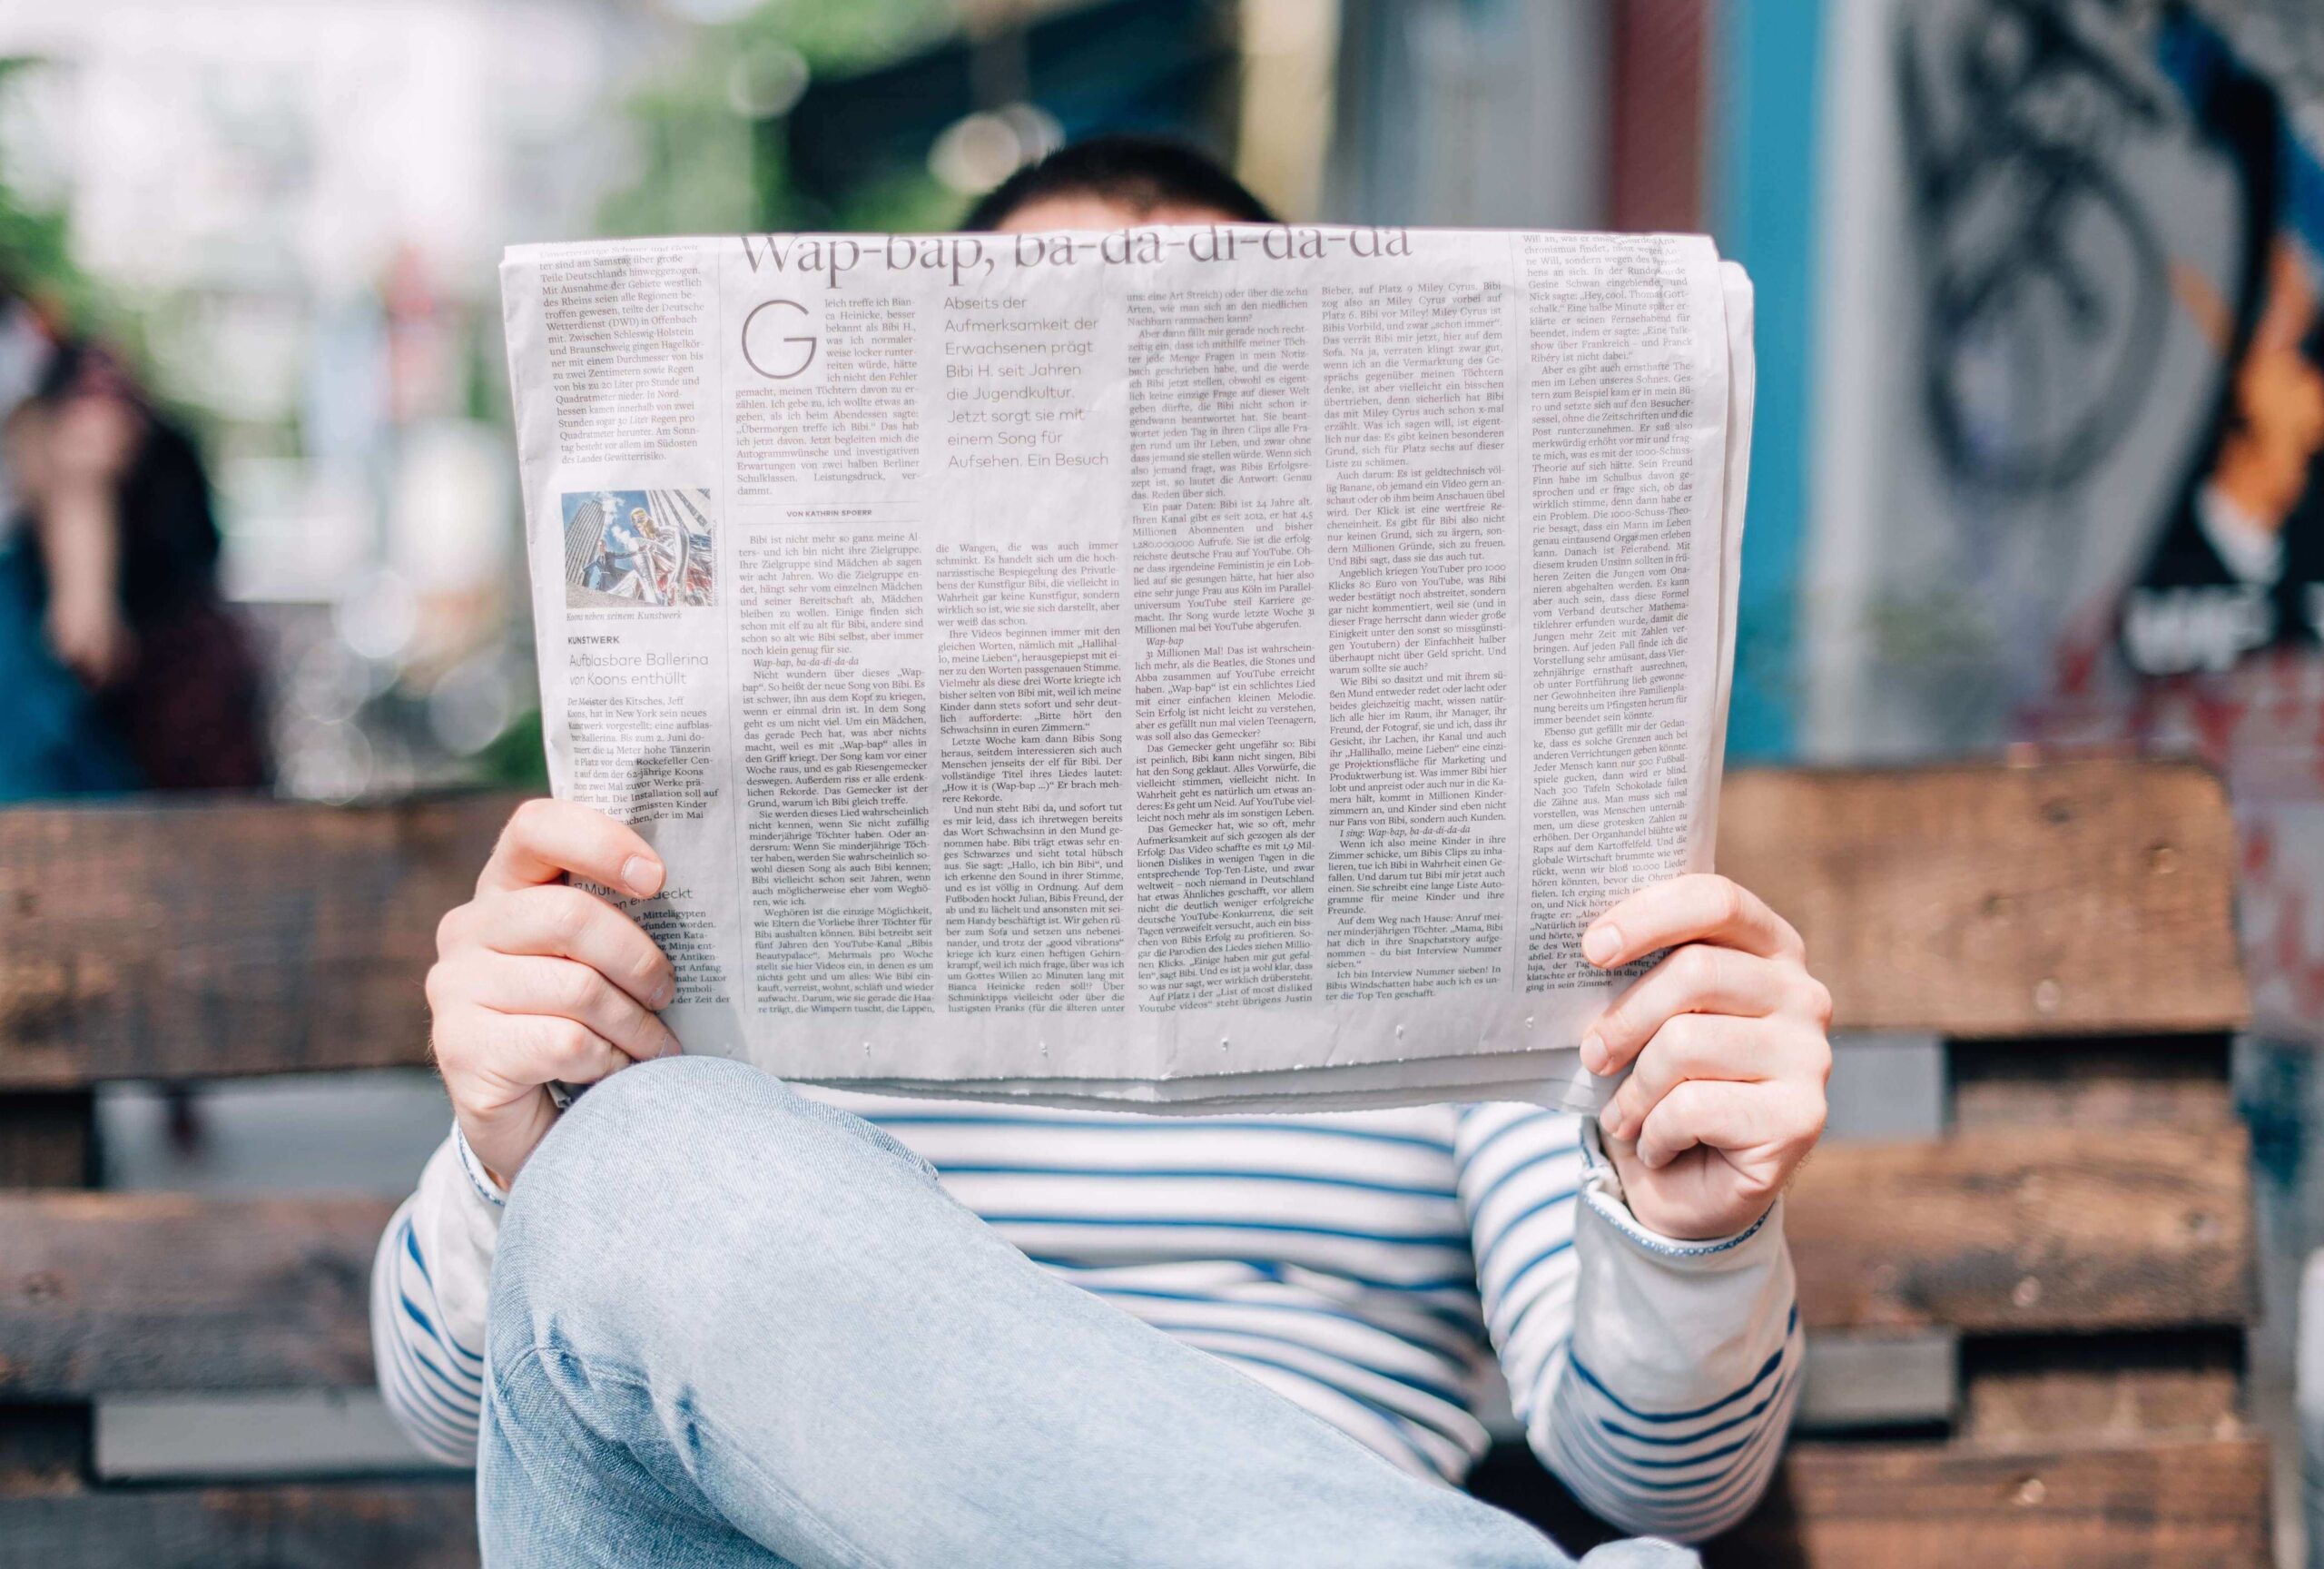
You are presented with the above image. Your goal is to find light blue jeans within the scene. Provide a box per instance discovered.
[479,1055,1698,1568]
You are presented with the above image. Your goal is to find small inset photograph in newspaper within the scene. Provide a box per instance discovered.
[560,488,716,610]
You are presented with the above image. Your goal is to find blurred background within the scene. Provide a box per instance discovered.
[0,0,2319,1559]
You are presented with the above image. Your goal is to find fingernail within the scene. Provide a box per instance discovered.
[1582,925,1621,966]
[621,855,663,898]
[1581,1031,1607,1074]
[652,979,675,1010]
[1599,1104,1623,1139]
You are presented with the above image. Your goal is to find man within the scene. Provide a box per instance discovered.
[375,138,1830,1567]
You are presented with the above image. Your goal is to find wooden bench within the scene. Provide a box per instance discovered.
[0,759,2271,1565]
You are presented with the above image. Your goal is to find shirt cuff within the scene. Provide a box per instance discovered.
[1576,1116,1777,1263]
[452,1122,509,1210]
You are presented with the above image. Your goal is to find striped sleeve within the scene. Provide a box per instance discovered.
[1453,1104,1801,1543]
[369,1128,504,1467]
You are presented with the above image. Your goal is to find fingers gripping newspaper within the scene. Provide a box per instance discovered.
[500,225,1753,1115]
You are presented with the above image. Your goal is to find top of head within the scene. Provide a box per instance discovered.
[963,133,1277,236]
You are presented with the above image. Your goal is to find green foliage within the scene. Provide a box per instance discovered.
[0,58,100,325]
[831,166,967,236]
[0,172,75,304]
[473,705,551,791]
[598,0,963,238]
[0,57,161,396]
[596,75,760,238]
[733,0,954,74]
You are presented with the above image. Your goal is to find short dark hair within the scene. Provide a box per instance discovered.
[960,133,1276,231]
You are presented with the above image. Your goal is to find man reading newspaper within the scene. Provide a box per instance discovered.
[374,139,1829,1567]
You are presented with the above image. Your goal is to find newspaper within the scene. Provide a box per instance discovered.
[499,224,1753,1114]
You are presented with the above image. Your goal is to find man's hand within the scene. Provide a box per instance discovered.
[428,800,682,1186]
[1581,873,1832,1241]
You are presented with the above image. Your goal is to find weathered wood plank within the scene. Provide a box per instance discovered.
[0,1193,393,1396]
[0,1087,96,1492]
[1708,1436,2273,1567]
[1787,1123,2251,1333]
[1961,1332,2244,1444]
[0,1406,87,1495]
[0,1118,2252,1399]
[0,792,517,1088]
[1952,1036,2238,1129]
[4,1437,2270,1569]
[0,1092,95,1187]
[0,760,2247,1084]
[1717,761,2248,1036]
[0,1481,478,1569]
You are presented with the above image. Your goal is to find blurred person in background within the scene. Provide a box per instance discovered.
[0,287,135,796]
[2,340,268,793]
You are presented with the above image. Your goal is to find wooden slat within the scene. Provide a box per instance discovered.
[1717,761,2248,1036]
[1962,1333,2244,1445]
[0,792,517,1087]
[0,1087,96,1495]
[0,759,2248,1081]
[0,1093,94,1187]
[0,1481,477,1569]
[2,1442,2269,1569]
[0,1193,393,1396]
[0,1406,86,1496]
[1786,1123,2251,1333]
[1953,1036,2238,1129]
[10,1442,2260,1569]
[1709,1436,2273,1567]
[0,1120,2250,1401]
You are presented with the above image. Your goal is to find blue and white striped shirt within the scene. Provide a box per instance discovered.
[374,1090,1800,1542]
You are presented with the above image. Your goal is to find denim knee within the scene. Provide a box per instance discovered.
[1579,1539,1699,1567]
[511,1055,930,1217]
[512,1055,756,1217]
[487,1056,937,1365]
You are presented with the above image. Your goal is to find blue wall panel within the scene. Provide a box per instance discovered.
[1714,0,1823,761]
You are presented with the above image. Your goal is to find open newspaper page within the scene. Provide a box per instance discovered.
[499,225,1751,1113]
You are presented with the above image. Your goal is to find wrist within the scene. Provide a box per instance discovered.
[451,1120,512,1209]
[453,1086,566,1198]
[1586,1120,1770,1244]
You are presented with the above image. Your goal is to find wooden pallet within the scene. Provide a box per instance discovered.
[0,761,2271,1565]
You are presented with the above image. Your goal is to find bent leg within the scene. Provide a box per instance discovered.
[482,1056,1633,1568]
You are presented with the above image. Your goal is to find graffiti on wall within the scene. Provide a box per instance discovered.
[1884,0,2324,1034]
[1899,0,2177,499]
